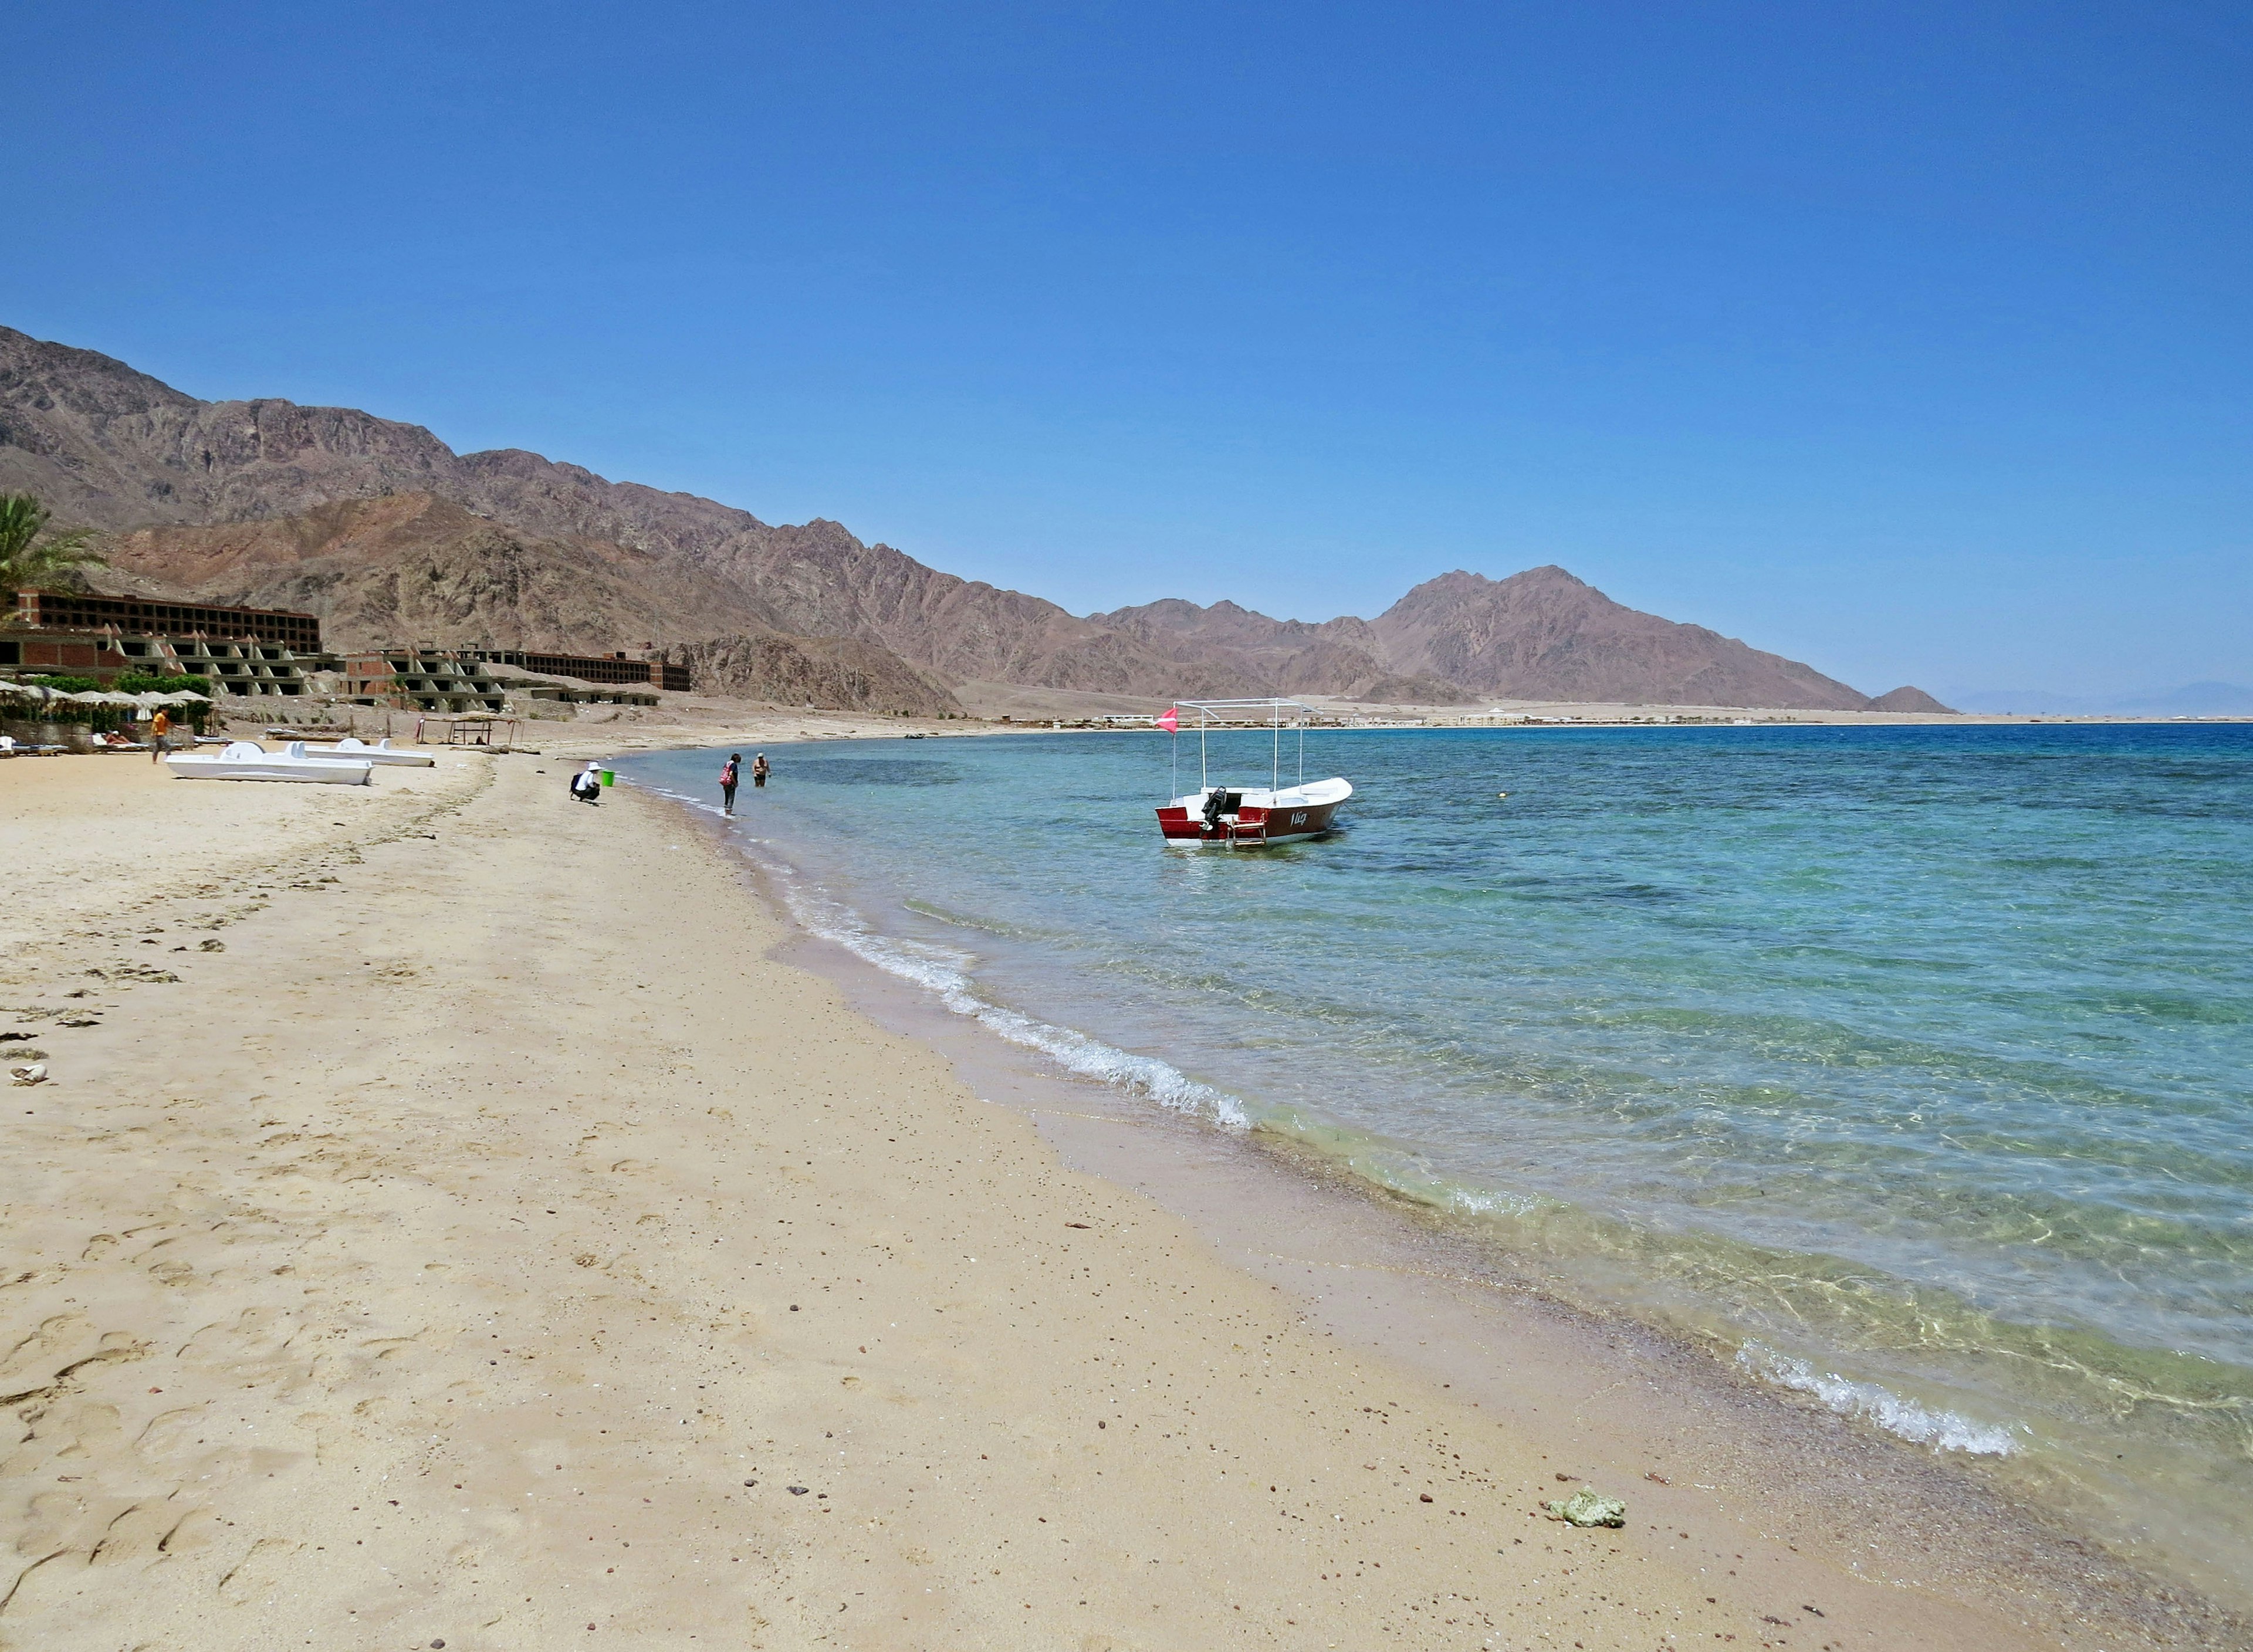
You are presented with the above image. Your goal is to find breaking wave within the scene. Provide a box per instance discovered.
[1737,1342,2021,1455]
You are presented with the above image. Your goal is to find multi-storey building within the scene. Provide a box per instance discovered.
[463,649,692,693]
[5,591,695,711]
[3,591,325,697]
[333,648,682,710]
[333,650,514,713]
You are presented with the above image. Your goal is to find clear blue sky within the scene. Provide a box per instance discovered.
[11,1,2247,697]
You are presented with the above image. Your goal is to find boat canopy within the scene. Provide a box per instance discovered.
[1164,698,1326,798]
[1166,697,1319,729]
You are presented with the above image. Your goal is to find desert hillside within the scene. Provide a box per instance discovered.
[0,323,1914,709]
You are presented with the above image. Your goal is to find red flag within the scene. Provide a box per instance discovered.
[1156,707,1179,733]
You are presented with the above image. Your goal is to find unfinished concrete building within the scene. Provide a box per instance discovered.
[3,592,326,698]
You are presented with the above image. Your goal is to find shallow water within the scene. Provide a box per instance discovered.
[623,722,2253,1595]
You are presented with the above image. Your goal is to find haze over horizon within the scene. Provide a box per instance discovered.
[9,1,2247,700]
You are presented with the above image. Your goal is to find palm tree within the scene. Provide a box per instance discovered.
[0,493,106,628]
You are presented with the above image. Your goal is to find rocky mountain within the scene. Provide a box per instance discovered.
[90,493,967,710]
[94,493,780,654]
[0,326,1212,698]
[674,634,958,717]
[1364,567,1873,709]
[1087,598,1466,702]
[1863,685,1958,713]
[2,323,1897,710]
[1090,574,1887,709]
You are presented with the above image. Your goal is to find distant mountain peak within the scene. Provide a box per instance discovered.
[1864,686,1957,714]
[1414,564,1585,591]
[1366,563,1869,709]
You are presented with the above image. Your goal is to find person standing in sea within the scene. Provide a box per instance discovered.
[720,753,740,814]
[751,752,770,790]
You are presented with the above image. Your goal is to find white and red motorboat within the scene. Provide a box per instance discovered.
[1153,699,1354,845]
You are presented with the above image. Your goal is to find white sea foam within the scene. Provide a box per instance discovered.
[1737,1342,2020,1455]
[1433,1182,1541,1218]
[721,830,1251,1130]
[638,784,732,818]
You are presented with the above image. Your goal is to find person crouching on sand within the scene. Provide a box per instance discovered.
[751,751,769,789]
[720,752,740,814]
[571,762,604,805]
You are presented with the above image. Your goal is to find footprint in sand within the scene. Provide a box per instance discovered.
[216,1536,304,1604]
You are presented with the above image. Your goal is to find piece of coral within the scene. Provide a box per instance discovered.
[1542,1488,1627,1527]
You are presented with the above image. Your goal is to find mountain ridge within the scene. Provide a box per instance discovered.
[1,323,1922,710]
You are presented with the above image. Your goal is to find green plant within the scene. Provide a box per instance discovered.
[114,672,214,697]
[0,495,106,621]
[23,673,99,692]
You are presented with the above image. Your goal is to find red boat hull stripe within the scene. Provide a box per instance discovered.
[1155,800,1344,842]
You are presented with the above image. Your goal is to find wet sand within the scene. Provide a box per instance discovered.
[2,746,2238,1650]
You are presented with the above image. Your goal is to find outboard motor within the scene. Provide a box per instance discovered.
[1202,787,1229,830]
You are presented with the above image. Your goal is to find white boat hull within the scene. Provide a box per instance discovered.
[165,757,372,784]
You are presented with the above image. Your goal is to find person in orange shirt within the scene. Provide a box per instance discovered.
[148,707,171,763]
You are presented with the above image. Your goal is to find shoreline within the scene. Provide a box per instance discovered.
[2,748,2239,1650]
[176,693,2248,773]
[635,738,2252,1646]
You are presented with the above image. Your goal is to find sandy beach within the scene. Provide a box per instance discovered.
[2,737,2238,1650]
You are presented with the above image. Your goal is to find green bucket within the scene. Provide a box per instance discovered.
[599,769,615,786]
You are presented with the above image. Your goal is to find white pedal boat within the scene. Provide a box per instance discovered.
[165,740,374,785]
[304,736,435,767]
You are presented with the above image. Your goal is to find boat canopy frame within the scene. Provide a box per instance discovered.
[1167,697,1318,800]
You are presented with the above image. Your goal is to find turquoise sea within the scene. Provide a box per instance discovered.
[623,723,2253,1593]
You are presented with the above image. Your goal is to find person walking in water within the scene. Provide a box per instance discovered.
[720,753,740,815]
[751,752,770,790]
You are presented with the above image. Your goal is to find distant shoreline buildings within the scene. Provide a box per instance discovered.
[4,589,688,712]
